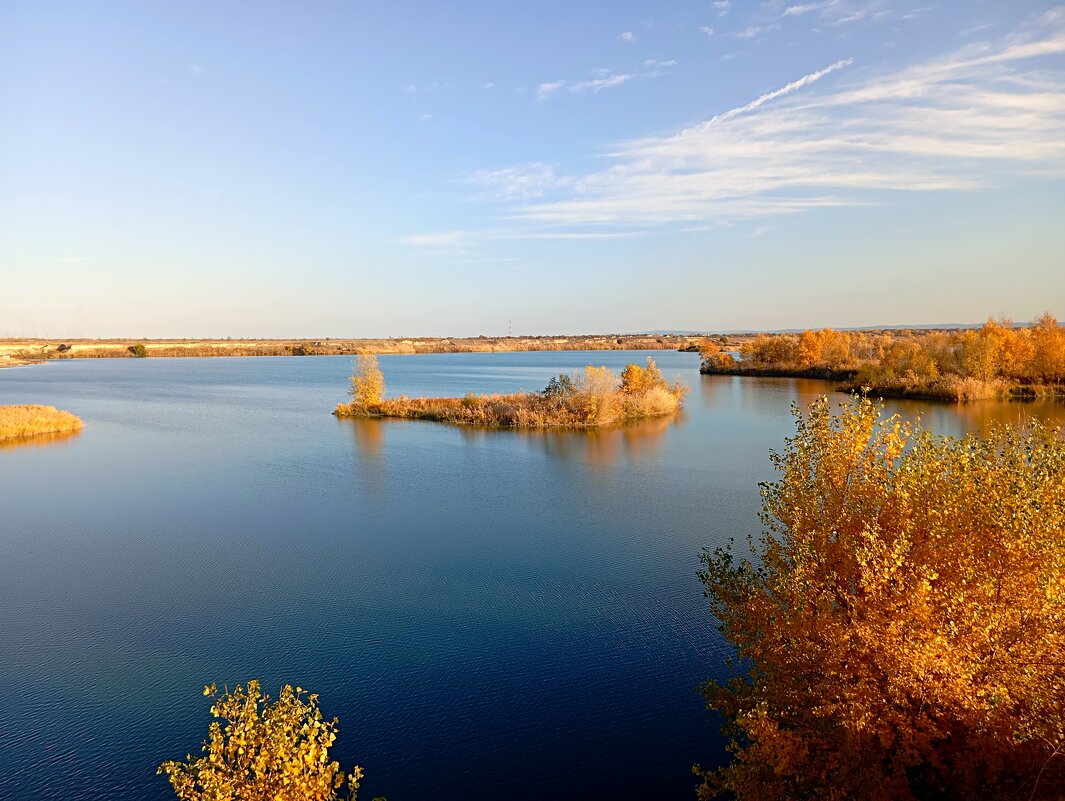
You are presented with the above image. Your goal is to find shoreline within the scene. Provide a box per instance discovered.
[0,334,699,361]
[700,365,1065,403]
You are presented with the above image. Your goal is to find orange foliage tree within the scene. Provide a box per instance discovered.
[697,397,1065,800]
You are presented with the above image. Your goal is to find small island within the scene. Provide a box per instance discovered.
[335,356,688,428]
[0,404,84,442]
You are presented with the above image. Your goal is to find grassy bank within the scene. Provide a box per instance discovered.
[336,358,688,428]
[0,405,83,441]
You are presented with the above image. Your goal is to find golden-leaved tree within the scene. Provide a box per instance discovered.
[697,397,1065,801]
[159,681,363,801]
[349,354,385,408]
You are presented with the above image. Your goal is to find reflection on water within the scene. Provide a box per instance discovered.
[346,415,385,455]
[0,428,82,450]
[882,396,1065,438]
[701,374,1065,439]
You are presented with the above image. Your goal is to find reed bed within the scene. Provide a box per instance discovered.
[0,405,83,442]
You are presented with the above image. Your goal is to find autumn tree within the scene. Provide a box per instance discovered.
[349,354,385,408]
[159,681,363,801]
[1032,312,1065,383]
[697,396,1065,801]
[620,357,665,394]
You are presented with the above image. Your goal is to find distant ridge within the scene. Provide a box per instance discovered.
[642,323,1008,336]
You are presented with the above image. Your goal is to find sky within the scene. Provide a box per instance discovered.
[1,0,1063,338]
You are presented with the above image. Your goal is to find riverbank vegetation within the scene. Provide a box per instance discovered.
[1,333,695,361]
[700,314,1065,400]
[697,396,1065,800]
[159,681,363,801]
[335,356,688,428]
[0,404,83,441]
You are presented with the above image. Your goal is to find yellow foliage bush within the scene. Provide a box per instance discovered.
[697,396,1065,800]
[159,681,362,801]
[348,355,385,408]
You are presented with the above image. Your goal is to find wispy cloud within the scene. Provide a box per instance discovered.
[535,59,676,101]
[537,80,565,101]
[699,26,715,38]
[706,58,852,124]
[713,1,731,16]
[467,163,571,201]
[484,13,1065,229]
[784,2,828,16]
[734,23,780,39]
[619,31,636,43]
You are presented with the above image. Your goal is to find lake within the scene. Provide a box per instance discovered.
[2,351,1063,800]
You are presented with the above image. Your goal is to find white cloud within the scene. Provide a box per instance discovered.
[784,3,827,16]
[483,82,496,89]
[734,23,781,39]
[188,64,203,77]
[536,60,676,101]
[537,80,565,100]
[467,163,571,200]
[402,83,417,94]
[572,73,633,92]
[483,14,1065,229]
[699,26,715,38]
[419,113,433,123]
[705,58,852,124]
[619,31,636,43]
[713,1,731,16]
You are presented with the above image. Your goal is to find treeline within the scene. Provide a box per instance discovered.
[700,314,1065,400]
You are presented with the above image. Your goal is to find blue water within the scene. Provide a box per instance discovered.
[1,352,1062,800]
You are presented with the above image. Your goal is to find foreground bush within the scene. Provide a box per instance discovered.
[159,681,363,801]
[335,357,688,428]
[0,404,83,441]
[698,397,1065,800]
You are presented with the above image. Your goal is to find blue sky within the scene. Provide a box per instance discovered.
[1,0,1063,337]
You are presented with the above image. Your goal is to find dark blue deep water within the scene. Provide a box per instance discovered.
[2,351,1063,800]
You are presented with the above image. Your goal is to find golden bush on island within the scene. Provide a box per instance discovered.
[697,396,1065,800]
[348,354,385,407]
[159,681,363,801]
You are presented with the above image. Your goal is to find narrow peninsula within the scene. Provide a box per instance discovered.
[335,356,688,428]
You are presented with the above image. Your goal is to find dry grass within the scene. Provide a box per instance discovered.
[0,405,83,442]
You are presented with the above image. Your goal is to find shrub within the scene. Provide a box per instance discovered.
[158,680,363,801]
[348,355,385,408]
[128,343,148,357]
[696,396,1065,800]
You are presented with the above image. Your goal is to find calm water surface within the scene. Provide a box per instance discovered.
[2,351,1063,800]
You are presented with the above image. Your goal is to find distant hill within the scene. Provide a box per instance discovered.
[641,323,1005,336]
